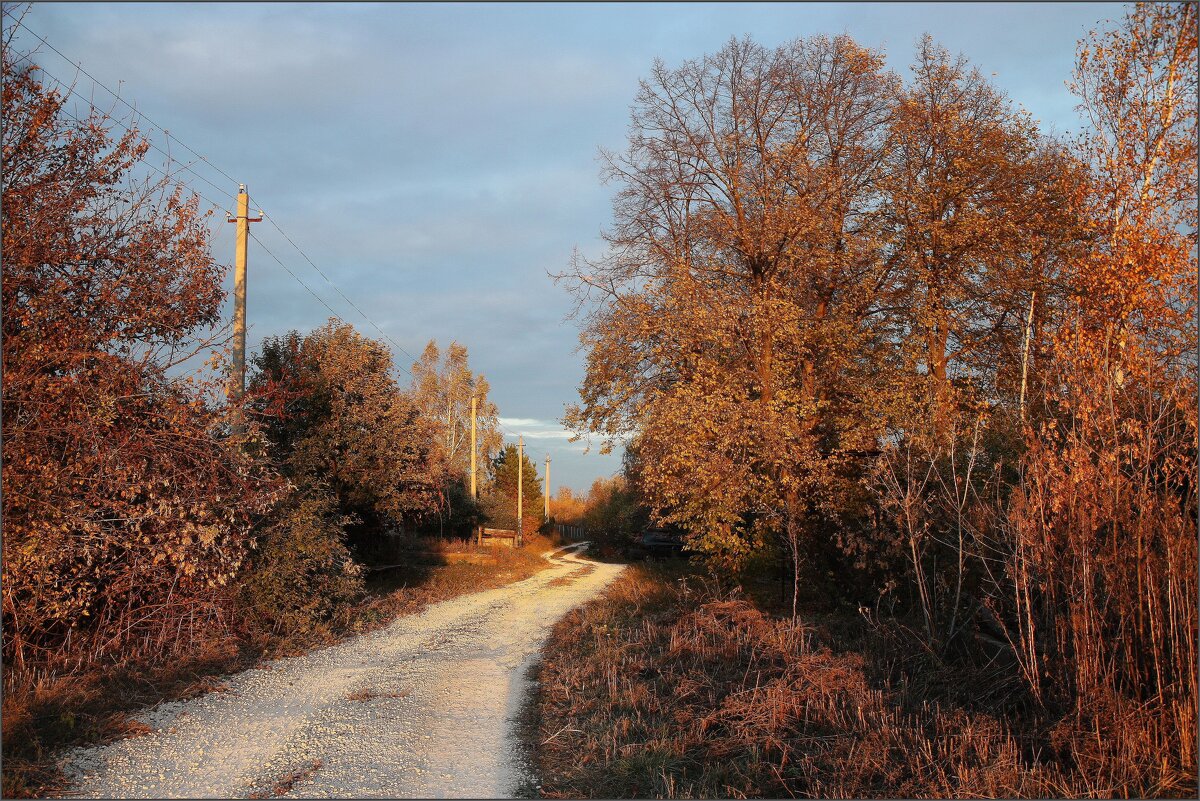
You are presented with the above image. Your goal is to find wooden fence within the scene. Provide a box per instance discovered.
[553,522,584,541]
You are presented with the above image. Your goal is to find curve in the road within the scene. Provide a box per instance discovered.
[58,544,623,799]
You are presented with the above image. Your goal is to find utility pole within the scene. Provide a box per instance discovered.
[544,454,551,521]
[470,395,478,500]
[226,184,262,414]
[517,435,524,548]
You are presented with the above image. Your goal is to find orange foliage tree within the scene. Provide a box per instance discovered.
[548,486,587,526]
[998,2,1197,788]
[409,340,502,536]
[870,37,1087,645]
[249,321,438,555]
[568,11,1196,791]
[1,45,272,671]
[563,35,900,612]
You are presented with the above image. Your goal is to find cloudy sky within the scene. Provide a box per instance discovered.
[13,2,1117,493]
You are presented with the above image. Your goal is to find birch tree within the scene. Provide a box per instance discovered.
[1000,3,1197,785]
[409,340,502,535]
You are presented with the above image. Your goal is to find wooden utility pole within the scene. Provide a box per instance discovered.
[544,454,551,520]
[226,184,262,410]
[470,395,478,500]
[517,435,524,548]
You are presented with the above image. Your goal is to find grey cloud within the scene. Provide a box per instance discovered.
[18,1,1115,493]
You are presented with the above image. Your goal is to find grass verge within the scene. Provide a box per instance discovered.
[3,533,561,798]
[527,560,1194,799]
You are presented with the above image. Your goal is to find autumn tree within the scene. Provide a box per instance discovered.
[409,339,501,537]
[882,37,1085,413]
[0,41,270,670]
[995,3,1198,790]
[564,34,898,611]
[548,487,587,525]
[565,11,1194,794]
[248,320,438,557]
[578,475,650,553]
[869,38,1089,644]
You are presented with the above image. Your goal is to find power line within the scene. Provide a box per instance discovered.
[13,57,236,214]
[248,231,344,321]
[249,210,419,367]
[13,16,241,188]
[21,56,239,210]
[47,101,233,217]
[249,200,419,364]
[43,96,384,362]
[14,21,422,368]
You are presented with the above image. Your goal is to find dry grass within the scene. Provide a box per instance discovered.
[529,562,1197,799]
[2,533,559,798]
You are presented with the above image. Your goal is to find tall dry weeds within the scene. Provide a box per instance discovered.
[531,564,1140,799]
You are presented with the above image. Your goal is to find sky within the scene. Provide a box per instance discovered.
[12,1,1121,494]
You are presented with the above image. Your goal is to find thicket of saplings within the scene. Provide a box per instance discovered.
[554,5,1196,797]
[0,33,540,792]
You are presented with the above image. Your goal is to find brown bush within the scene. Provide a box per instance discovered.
[1,36,273,678]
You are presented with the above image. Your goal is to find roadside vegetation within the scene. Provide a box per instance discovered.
[2,1,1195,798]
[0,11,559,794]
[7,533,560,797]
[548,473,648,559]
[532,559,1193,798]
[557,4,1196,797]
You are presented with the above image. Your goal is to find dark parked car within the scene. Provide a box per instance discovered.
[640,528,685,557]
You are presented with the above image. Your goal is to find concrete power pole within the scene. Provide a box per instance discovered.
[470,395,478,500]
[226,184,262,412]
[517,435,524,548]
[544,454,551,521]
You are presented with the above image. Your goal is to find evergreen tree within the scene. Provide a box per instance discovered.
[479,443,543,536]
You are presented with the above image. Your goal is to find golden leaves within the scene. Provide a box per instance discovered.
[2,43,273,666]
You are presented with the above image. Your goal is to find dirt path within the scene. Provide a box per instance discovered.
[58,544,623,799]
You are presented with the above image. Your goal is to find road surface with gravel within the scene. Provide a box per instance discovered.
[58,543,622,799]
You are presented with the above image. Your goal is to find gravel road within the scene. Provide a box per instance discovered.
[58,544,623,799]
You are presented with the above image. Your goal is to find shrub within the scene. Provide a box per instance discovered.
[238,487,364,634]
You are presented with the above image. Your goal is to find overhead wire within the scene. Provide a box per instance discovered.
[26,95,346,345]
[248,231,344,321]
[13,16,241,187]
[13,19,421,367]
[248,199,419,364]
[18,46,235,212]
[43,97,233,221]
[39,76,409,364]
